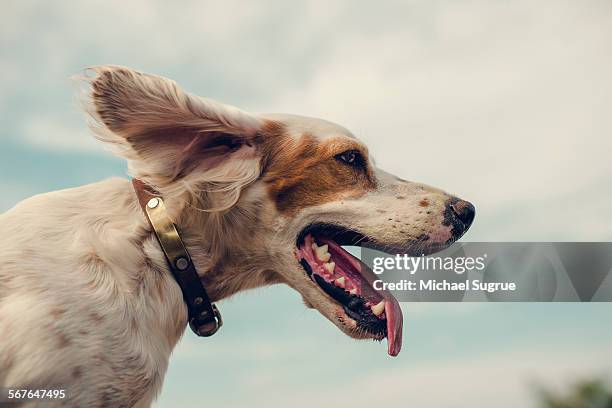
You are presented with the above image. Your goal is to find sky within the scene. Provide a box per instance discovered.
[1,1,612,407]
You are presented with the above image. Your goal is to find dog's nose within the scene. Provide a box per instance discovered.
[449,199,475,227]
[445,198,475,236]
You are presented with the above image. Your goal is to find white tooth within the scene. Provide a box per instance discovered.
[324,262,335,274]
[335,277,346,288]
[314,244,330,262]
[372,300,385,316]
[349,288,358,295]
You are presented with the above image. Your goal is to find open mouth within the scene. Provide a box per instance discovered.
[296,224,403,357]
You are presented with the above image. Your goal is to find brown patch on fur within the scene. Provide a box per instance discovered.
[156,280,165,303]
[130,316,138,333]
[57,332,71,348]
[82,252,107,276]
[419,199,430,207]
[0,274,13,286]
[261,122,376,215]
[50,307,65,320]
[72,366,83,379]
[4,356,14,373]
[90,312,104,322]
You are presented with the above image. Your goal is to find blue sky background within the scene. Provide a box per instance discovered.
[2,1,612,406]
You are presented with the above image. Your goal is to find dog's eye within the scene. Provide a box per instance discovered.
[335,150,364,167]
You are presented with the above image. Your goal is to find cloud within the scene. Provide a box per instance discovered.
[20,115,103,153]
[267,344,612,408]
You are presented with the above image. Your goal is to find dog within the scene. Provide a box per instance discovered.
[0,66,475,407]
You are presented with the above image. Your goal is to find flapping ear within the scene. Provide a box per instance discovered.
[84,66,264,209]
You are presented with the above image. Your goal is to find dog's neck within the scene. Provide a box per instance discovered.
[151,189,279,301]
[110,177,282,353]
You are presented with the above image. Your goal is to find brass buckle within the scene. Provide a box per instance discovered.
[189,304,223,337]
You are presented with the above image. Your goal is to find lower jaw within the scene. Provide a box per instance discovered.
[300,257,387,336]
[296,226,404,356]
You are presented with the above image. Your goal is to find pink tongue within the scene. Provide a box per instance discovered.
[320,238,403,357]
[384,297,403,356]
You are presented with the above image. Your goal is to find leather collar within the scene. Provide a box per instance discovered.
[132,178,222,337]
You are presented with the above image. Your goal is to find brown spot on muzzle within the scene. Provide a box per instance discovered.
[419,199,429,207]
[260,122,376,215]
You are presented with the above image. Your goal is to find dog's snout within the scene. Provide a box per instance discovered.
[444,198,475,237]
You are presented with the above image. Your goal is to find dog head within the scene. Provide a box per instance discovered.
[86,66,475,356]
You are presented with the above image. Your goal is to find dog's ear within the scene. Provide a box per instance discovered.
[85,66,264,201]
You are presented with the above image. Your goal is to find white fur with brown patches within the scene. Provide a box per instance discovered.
[0,66,473,407]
